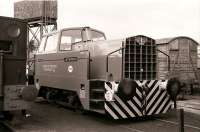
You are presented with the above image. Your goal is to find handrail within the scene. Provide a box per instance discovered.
[106,48,170,75]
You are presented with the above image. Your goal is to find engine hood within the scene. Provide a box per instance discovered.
[85,39,124,80]
[87,39,124,57]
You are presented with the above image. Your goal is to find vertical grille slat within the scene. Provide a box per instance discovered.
[124,36,157,80]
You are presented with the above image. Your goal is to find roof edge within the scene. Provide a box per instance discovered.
[156,36,199,45]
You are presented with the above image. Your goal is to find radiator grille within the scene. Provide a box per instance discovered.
[123,35,157,80]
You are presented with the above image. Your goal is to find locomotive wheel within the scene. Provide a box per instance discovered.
[166,78,181,101]
[117,79,137,101]
[46,91,56,103]
[72,95,82,112]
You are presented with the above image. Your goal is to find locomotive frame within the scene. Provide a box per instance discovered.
[34,27,179,119]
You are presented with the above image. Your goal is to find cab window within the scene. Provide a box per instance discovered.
[45,34,58,52]
[90,30,105,41]
[60,29,82,51]
[38,36,47,52]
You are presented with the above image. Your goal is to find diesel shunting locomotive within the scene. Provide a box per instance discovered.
[0,16,37,117]
[34,27,180,119]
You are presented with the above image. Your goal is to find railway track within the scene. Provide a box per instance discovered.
[156,118,200,131]
[117,117,200,132]
[1,102,200,132]
[177,100,200,115]
[116,108,200,132]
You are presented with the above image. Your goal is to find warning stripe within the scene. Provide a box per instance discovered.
[160,98,171,113]
[163,101,172,113]
[147,91,167,115]
[136,88,142,99]
[114,95,135,117]
[110,102,127,118]
[141,80,147,85]
[105,82,135,118]
[146,80,161,101]
[152,93,169,114]
[105,103,119,119]
[148,80,156,88]
[147,90,165,114]
[104,80,172,119]
[155,94,170,114]
[105,82,127,118]
[105,81,141,117]
[135,80,141,86]
[133,96,141,107]
[146,89,160,110]
[146,80,159,95]
[128,100,142,116]
[105,83,111,91]
[146,80,172,115]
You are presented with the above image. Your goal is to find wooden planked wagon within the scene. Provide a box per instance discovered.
[156,36,199,92]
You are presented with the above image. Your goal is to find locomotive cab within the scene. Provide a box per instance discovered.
[38,27,106,53]
[0,16,37,116]
[35,27,180,119]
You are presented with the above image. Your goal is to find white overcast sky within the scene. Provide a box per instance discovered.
[0,0,200,41]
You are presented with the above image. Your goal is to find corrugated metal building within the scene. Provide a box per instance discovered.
[156,36,199,87]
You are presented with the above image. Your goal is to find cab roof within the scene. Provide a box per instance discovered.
[42,27,105,36]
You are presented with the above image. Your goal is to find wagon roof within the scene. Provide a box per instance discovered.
[156,36,199,45]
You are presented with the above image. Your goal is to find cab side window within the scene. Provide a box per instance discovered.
[60,30,82,51]
[45,34,58,52]
[90,30,105,41]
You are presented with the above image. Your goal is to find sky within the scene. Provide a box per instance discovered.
[0,0,200,42]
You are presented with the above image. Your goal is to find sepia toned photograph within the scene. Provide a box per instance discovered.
[0,0,200,132]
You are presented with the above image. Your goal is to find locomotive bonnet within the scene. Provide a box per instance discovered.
[35,27,181,119]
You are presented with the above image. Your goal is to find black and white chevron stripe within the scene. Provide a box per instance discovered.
[104,80,172,119]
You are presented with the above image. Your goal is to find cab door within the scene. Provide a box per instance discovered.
[35,29,90,110]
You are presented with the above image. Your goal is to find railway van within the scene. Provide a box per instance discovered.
[34,27,181,119]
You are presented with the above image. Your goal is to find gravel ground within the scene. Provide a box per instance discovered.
[1,100,200,132]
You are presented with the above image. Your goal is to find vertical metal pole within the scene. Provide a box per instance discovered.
[122,42,124,79]
[40,24,43,41]
[0,52,3,111]
[27,25,30,86]
[0,52,4,97]
[179,108,184,132]
[128,38,130,78]
[174,100,177,109]
[134,38,136,79]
